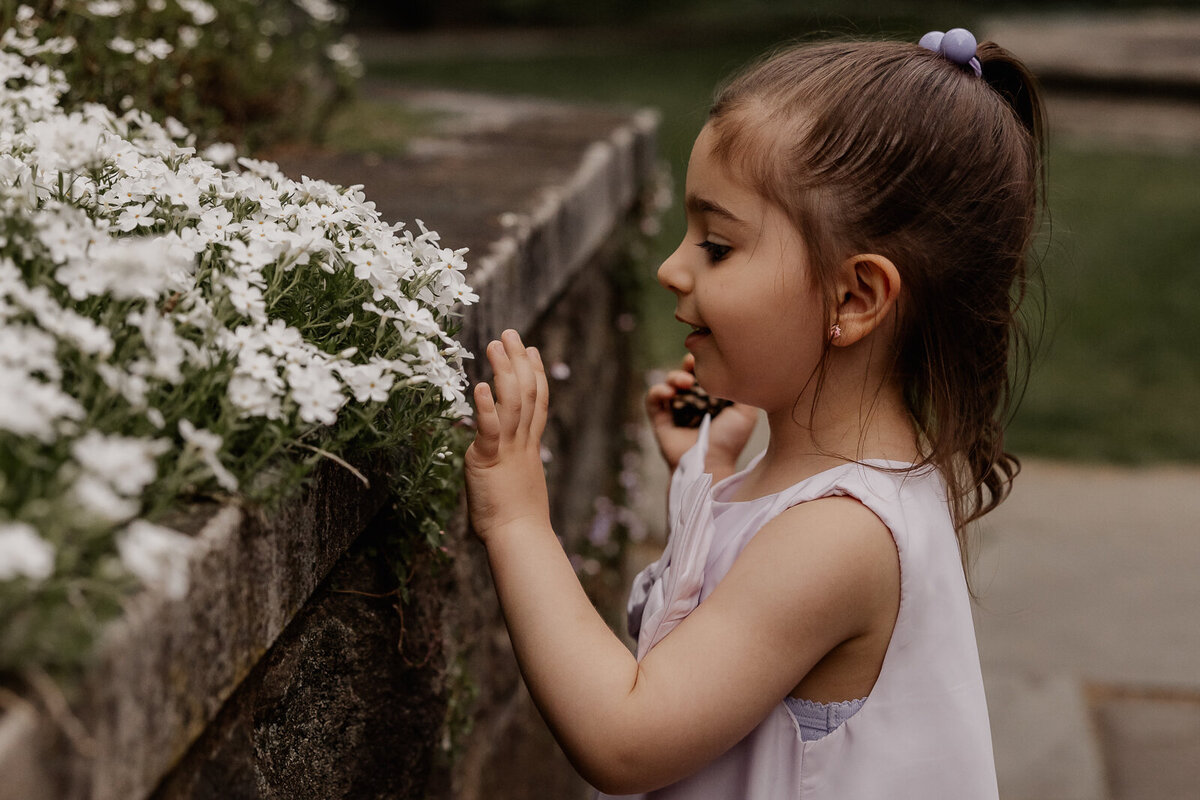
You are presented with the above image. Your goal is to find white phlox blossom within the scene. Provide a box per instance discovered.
[0,521,55,582]
[108,37,137,55]
[23,112,114,172]
[177,0,218,26]
[88,1,128,17]
[67,432,170,523]
[127,306,188,383]
[286,362,346,426]
[178,419,237,491]
[293,0,340,24]
[337,361,395,404]
[71,431,170,497]
[117,520,195,599]
[58,236,185,300]
[0,365,85,441]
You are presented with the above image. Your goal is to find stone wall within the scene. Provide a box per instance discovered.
[0,89,658,799]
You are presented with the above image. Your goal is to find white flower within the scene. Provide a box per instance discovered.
[134,39,173,65]
[71,430,170,497]
[201,141,236,167]
[286,363,345,425]
[127,306,187,383]
[326,38,363,78]
[444,282,479,306]
[71,474,140,523]
[338,362,394,404]
[96,363,150,408]
[177,26,201,50]
[227,373,283,419]
[179,419,237,491]
[294,0,339,24]
[178,0,217,25]
[116,201,157,232]
[224,275,266,321]
[108,37,137,55]
[195,206,238,241]
[235,156,282,179]
[263,318,303,356]
[0,366,85,441]
[60,236,184,300]
[0,522,55,582]
[117,520,194,599]
[236,349,284,393]
[90,1,127,18]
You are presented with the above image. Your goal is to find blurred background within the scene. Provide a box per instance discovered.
[331,0,1200,466]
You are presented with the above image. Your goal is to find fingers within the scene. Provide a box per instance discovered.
[501,329,539,431]
[644,354,698,422]
[479,329,546,441]
[486,339,520,436]
[472,381,500,459]
[665,369,696,391]
[528,346,550,435]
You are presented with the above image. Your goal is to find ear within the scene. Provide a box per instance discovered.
[830,254,901,346]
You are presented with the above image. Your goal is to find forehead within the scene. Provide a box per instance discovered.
[684,124,765,221]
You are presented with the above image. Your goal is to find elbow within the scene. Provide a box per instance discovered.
[570,737,667,795]
[577,763,649,796]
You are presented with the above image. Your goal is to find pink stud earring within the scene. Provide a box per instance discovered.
[830,323,843,341]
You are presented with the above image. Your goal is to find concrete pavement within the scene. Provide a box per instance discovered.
[976,460,1200,799]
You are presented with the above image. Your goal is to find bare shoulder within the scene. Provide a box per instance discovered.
[713,495,900,645]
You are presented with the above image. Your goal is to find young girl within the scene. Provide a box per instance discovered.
[465,28,1043,798]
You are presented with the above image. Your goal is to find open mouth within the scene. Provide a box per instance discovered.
[683,323,711,347]
[676,314,710,336]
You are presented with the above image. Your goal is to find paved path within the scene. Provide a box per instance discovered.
[977,460,1200,799]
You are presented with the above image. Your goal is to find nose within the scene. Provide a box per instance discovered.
[657,240,693,295]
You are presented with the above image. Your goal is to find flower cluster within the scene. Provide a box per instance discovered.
[4,0,362,147]
[0,25,473,671]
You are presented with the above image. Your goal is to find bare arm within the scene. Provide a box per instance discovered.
[464,331,898,793]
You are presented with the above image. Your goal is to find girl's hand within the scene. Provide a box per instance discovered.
[464,329,552,544]
[645,354,758,475]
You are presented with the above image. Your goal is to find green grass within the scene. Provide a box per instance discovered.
[353,27,1200,465]
[322,97,445,157]
[1010,145,1200,463]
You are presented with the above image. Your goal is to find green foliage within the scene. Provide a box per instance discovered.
[1,0,361,148]
[1008,143,1200,463]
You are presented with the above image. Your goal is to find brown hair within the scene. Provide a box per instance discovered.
[708,39,1046,545]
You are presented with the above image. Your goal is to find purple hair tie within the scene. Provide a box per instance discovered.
[919,28,982,77]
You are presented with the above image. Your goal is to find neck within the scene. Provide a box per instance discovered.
[741,376,918,498]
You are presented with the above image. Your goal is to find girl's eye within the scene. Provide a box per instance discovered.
[697,240,731,262]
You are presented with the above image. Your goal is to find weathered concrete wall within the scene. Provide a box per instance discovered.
[0,88,657,799]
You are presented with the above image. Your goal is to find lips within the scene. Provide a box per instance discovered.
[676,314,710,348]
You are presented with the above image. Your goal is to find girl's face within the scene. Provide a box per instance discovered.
[657,124,827,413]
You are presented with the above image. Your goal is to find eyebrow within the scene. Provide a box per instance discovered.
[684,193,751,229]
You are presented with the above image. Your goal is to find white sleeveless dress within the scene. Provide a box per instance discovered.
[604,417,999,799]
